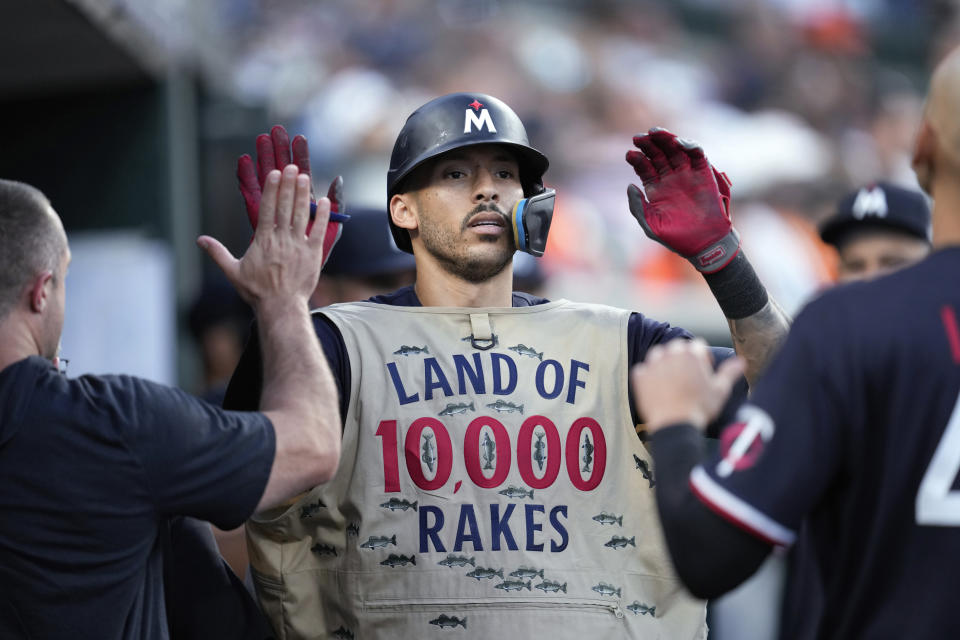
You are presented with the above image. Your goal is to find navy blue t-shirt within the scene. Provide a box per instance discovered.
[0,357,275,640]
[687,248,960,637]
[224,286,743,428]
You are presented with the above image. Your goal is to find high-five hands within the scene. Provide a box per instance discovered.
[626,128,738,274]
[199,165,328,311]
[237,125,348,268]
[631,339,745,434]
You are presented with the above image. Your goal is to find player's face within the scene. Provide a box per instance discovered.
[408,145,523,283]
[837,230,929,283]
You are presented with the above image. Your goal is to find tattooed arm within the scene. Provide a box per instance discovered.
[725,297,790,386]
[695,250,789,386]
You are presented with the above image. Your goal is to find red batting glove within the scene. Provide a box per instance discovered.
[237,125,348,268]
[626,128,739,274]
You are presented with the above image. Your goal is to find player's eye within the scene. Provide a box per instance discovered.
[880,255,908,268]
[495,169,515,179]
[445,169,466,179]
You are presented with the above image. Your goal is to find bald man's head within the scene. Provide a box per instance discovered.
[0,180,67,320]
[913,46,960,194]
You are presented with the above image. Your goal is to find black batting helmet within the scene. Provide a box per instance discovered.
[386,92,549,253]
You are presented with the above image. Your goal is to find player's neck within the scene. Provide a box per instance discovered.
[413,259,514,308]
[931,176,960,249]
[0,313,43,372]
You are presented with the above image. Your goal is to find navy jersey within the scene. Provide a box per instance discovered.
[690,248,960,637]
[224,285,745,427]
[0,357,274,639]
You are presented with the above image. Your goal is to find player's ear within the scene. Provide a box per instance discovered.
[28,270,54,313]
[912,119,936,194]
[390,193,419,232]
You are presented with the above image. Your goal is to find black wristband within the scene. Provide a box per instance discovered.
[703,251,769,320]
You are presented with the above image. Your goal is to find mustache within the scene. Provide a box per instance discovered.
[461,203,509,230]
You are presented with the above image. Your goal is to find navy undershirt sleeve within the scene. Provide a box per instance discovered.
[223,315,351,426]
[222,327,264,412]
[626,313,747,430]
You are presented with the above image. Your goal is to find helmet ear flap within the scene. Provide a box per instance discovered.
[511,188,555,257]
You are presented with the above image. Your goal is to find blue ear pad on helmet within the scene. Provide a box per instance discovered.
[511,188,555,257]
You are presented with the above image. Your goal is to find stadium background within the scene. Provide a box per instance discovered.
[0,0,945,391]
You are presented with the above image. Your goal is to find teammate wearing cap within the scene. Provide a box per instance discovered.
[820,181,931,282]
[631,47,960,638]
[781,180,932,639]
[224,93,789,639]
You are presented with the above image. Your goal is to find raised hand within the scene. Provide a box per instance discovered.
[626,128,738,274]
[237,125,348,267]
[200,165,329,310]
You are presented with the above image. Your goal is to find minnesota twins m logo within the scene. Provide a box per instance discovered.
[464,108,496,134]
[852,187,888,219]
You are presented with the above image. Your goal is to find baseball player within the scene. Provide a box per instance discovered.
[820,181,931,282]
[780,180,932,639]
[631,46,960,639]
[224,93,789,639]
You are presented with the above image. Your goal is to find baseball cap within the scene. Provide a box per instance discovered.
[819,182,931,248]
[322,207,416,277]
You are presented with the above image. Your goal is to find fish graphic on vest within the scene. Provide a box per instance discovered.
[465,566,503,581]
[592,582,621,598]
[634,454,656,488]
[582,432,594,472]
[438,401,474,416]
[359,535,397,550]
[533,430,547,471]
[508,344,543,360]
[481,431,496,470]
[393,345,429,357]
[429,615,466,629]
[421,433,436,472]
[627,601,657,617]
[535,580,567,593]
[592,512,623,527]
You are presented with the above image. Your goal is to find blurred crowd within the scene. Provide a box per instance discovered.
[189,0,950,337]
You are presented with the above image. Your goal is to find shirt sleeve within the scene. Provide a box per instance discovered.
[689,299,848,545]
[627,312,694,364]
[627,313,747,429]
[223,312,351,423]
[87,373,276,530]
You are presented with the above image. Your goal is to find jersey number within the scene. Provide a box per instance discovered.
[916,389,960,526]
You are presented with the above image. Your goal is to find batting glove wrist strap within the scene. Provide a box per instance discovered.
[702,251,769,320]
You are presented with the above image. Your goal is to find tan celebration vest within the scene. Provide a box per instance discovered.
[246,300,706,640]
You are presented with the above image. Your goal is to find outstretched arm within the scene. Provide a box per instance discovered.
[723,296,790,385]
[200,164,341,512]
[626,128,789,384]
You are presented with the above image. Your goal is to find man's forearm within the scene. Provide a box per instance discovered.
[726,298,789,385]
[258,302,330,416]
[703,252,790,385]
[256,300,341,509]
